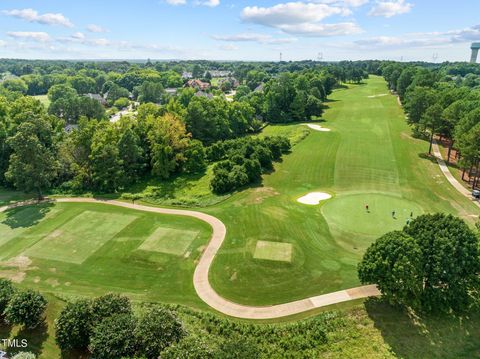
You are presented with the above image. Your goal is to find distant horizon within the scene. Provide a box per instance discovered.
[0,0,479,62]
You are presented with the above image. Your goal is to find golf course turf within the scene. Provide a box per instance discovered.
[0,202,212,308]
[207,75,479,306]
[0,75,478,315]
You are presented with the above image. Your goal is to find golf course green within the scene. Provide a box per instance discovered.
[207,75,479,306]
[0,76,477,313]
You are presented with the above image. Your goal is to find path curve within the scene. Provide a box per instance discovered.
[0,197,380,319]
[432,141,480,208]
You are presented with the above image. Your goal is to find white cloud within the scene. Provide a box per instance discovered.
[165,0,187,4]
[86,24,107,33]
[0,40,6,47]
[279,22,362,36]
[3,8,73,27]
[71,32,85,40]
[212,33,297,44]
[368,0,412,18]
[240,2,361,37]
[7,31,52,42]
[242,3,347,27]
[353,25,480,49]
[198,0,220,7]
[314,0,369,6]
[219,44,239,51]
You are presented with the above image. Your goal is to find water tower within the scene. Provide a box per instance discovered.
[471,43,480,63]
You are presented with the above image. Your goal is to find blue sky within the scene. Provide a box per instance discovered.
[0,0,479,61]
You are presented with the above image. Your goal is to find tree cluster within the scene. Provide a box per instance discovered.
[55,293,186,359]
[0,279,47,329]
[358,213,480,313]
[382,62,480,186]
[208,136,291,194]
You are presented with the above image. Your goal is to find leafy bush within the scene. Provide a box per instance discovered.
[359,213,480,313]
[91,293,132,322]
[0,279,16,314]
[55,299,93,350]
[208,136,290,194]
[134,307,186,359]
[4,290,47,328]
[89,313,137,359]
[113,97,130,109]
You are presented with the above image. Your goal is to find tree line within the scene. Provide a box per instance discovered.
[382,61,480,188]
[0,60,358,198]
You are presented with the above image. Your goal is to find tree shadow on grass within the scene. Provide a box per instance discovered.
[418,152,440,164]
[8,322,48,358]
[365,298,480,359]
[2,203,54,229]
[0,320,13,342]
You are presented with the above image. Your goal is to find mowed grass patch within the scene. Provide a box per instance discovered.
[322,192,424,238]
[208,76,479,306]
[24,210,137,264]
[0,205,60,253]
[253,241,293,263]
[139,227,199,256]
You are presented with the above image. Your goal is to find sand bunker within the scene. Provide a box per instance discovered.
[367,94,388,98]
[297,192,332,205]
[304,124,331,132]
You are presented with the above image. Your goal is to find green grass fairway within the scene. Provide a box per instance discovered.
[322,193,424,239]
[139,227,199,256]
[253,241,293,263]
[208,75,480,306]
[0,202,211,308]
[25,211,137,264]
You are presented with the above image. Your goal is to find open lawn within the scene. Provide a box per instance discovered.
[207,76,479,306]
[0,202,212,307]
[1,76,479,358]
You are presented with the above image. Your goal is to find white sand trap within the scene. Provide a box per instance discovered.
[304,124,331,132]
[367,94,388,98]
[297,192,332,205]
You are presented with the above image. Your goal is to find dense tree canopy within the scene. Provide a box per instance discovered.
[359,213,480,313]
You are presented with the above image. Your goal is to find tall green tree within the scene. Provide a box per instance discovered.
[6,118,58,198]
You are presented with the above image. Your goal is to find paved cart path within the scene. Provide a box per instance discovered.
[0,197,380,319]
[431,141,480,208]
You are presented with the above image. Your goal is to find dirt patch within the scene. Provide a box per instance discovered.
[230,272,237,281]
[46,278,60,287]
[0,270,26,283]
[246,187,280,204]
[3,256,32,270]
[48,230,63,239]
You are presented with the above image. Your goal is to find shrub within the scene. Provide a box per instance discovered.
[4,290,47,328]
[113,97,130,109]
[0,279,16,314]
[89,313,137,359]
[134,307,186,359]
[55,299,93,350]
[91,293,132,322]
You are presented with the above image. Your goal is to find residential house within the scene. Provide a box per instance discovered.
[186,79,210,91]
[182,71,193,79]
[84,93,107,106]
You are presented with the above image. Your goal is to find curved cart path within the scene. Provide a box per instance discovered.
[0,197,380,319]
[432,141,480,208]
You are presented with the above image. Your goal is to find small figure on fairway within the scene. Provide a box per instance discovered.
[365,204,369,212]
[410,211,413,217]
[392,210,396,219]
